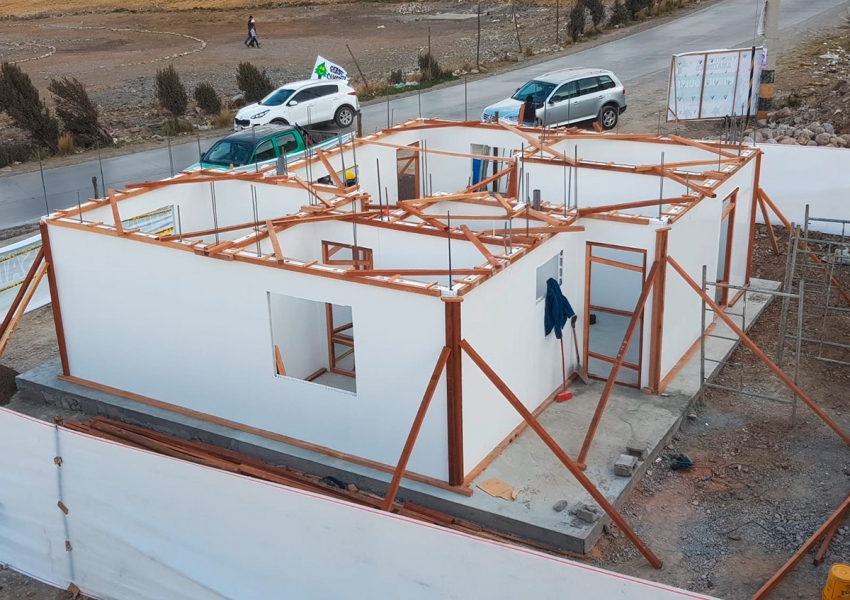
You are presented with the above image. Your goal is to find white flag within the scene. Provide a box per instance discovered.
[311,56,348,81]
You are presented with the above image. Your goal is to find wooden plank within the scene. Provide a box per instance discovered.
[274,345,287,376]
[589,255,645,274]
[648,228,670,393]
[667,134,738,159]
[266,220,284,263]
[757,194,780,255]
[577,197,694,216]
[343,268,489,277]
[444,299,464,486]
[0,262,48,359]
[745,153,764,285]
[0,247,43,339]
[752,491,850,599]
[382,347,451,510]
[577,260,659,466]
[108,189,124,235]
[315,148,346,189]
[459,338,663,569]
[459,225,501,268]
[304,367,327,382]
[465,165,515,194]
[813,505,849,566]
[583,213,651,226]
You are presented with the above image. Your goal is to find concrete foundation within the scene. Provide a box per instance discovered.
[14,280,780,554]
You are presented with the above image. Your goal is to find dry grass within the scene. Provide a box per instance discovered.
[56,132,76,156]
[210,108,234,129]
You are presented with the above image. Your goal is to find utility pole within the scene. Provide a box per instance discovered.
[757,0,780,119]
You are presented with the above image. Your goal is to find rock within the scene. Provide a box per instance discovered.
[837,137,847,148]
[754,131,764,143]
[347,483,358,492]
[766,138,778,144]
[553,499,569,512]
[815,133,831,146]
[779,136,797,145]
[800,128,814,138]
[728,532,742,541]
[573,502,602,523]
[807,141,818,147]
[842,135,850,145]
[756,118,767,127]
[776,107,792,119]
[797,134,810,146]
[743,136,754,144]
[625,440,648,460]
[823,122,835,134]
[614,454,639,477]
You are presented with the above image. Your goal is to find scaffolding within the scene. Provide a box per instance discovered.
[778,206,850,370]
[698,265,805,423]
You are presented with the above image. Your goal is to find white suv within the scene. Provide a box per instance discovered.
[234,80,360,130]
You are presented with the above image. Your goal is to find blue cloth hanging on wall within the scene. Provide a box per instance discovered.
[544,277,575,340]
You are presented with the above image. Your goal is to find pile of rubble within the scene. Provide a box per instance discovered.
[747,107,850,148]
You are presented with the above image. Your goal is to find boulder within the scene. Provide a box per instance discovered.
[779,137,798,145]
[800,128,814,138]
[815,133,831,146]
[807,141,818,147]
[765,138,778,144]
[823,123,835,134]
[756,119,767,127]
[754,131,764,143]
[797,133,810,146]
[776,107,792,119]
[837,137,847,148]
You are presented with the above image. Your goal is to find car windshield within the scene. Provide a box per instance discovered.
[203,140,254,167]
[260,89,294,107]
[511,80,557,103]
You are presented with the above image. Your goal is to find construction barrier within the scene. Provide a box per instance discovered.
[0,407,718,600]
[758,144,850,235]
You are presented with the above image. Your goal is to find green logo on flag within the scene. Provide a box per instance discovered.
[314,62,328,78]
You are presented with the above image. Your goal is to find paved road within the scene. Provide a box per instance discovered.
[1,0,847,228]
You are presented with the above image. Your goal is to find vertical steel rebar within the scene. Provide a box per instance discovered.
[210,181,219,244]
[176,204,183,241]
[447,211,453,291]
[376,158,383,220]
[168,135,174,177]
[37,148,49,215]
[658,152,665,219]
[252,186,261,257]
[97,142,106,198]
[777,225,796,367]
[76,192,82,223]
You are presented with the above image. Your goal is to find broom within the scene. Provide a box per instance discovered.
[571,315,591,384]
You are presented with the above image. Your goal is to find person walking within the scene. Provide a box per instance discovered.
[244,16,253,46]
[247,17,260,49]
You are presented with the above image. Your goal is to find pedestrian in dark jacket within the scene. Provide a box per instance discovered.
[522,95,537,126]
[244,16,257,47]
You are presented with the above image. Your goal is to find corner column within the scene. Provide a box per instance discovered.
[647,227,670,394]
[39,221,70,376]
[443,297,464,486]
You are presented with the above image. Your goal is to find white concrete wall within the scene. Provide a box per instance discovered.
[710,158,757,288]
[661,196,722,379]
[0,408,718,600]
[758,143,850,235]
[48,223,450,480]
[460,234,585,474]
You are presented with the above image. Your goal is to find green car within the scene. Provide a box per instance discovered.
[187,124,350,173]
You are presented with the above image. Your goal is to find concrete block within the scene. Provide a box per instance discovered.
[625,440,648,460]
[614,454,638,477]
[573,502,601,523]
[552,499,568,512]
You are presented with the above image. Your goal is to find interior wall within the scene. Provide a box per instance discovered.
[709,157,757,288]
[758,143,850,235]
[460,234,584,474]
[269,292,328,381]
[48,224,450,480]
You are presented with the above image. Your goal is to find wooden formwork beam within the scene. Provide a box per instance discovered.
[0,247,43,339]
[0,262,48,359]
[459,338,663,569]
[382,347,452,511]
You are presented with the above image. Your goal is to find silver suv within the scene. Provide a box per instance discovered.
[481,68,627,130]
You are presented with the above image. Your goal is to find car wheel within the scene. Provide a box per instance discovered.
[270,118,289,126]
[599,104,619,130]
[334,105,355,128]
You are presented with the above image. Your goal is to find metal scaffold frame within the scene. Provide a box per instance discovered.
[698,265,805,424]
[778,205,850,370]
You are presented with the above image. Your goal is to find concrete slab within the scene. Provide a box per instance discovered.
[14,279,778,554]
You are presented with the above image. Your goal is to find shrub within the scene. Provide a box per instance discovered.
[211,108,234,129]
[236,61,274,104]
[418,52,444,82]
[524,46,534,57]
[388,69,403,85]
[584,0,606,27]
[0,140,32,168]
[0,62,59,152]
[155,64,187,123]
[567,3,586,41]
[626,0,653,18]
[57,132,76,156]
[193,82,221,115]
[48,77,111,148]
[609,0,630,25]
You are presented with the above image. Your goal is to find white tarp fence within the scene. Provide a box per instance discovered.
[668,48,765,121]
[0,407,717,600]
[0,206,173,322]
[757,143,850,235]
